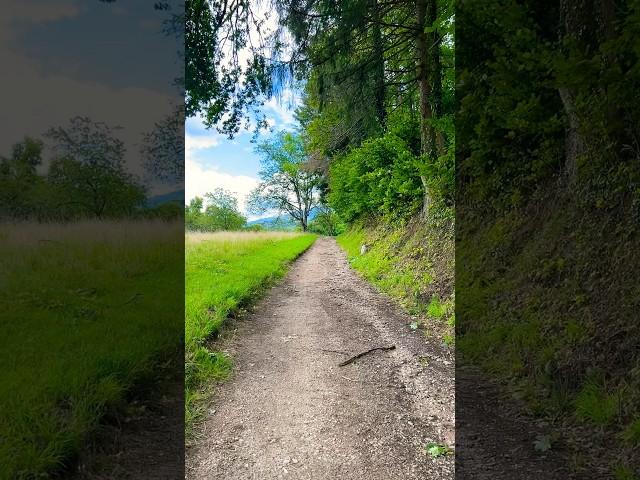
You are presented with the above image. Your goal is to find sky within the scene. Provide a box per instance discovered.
[2,0,301,219]
[185,90,301,220]
[0,0,182,191]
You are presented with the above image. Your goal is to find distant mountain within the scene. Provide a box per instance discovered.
[247,208,321,230]
[147,189,184,207]
[247,215,297,230]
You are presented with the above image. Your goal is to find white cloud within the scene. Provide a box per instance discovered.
[185,158,259,217]
[0,3,176,179]
[265,93,297,128]
[185,134,220,153]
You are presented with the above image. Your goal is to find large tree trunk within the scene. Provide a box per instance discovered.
[429,2,444,156]
[558,87,582,183]
[371,0,386,127]
[558,0,597,183]
[416,0,437,216]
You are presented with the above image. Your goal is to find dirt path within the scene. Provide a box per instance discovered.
[187,237,454,479]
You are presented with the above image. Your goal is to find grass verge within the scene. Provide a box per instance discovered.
[185,231,316,436]
[0,221,183,479]
[336,214,454,344]
[457,189,640,476]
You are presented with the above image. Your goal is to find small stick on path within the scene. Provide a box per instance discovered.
[338,345,396,367]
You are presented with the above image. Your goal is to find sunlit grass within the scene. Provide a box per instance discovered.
[185,231,316,437]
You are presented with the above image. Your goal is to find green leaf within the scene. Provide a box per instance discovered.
[533,435,552,452]
[425,442,452,458]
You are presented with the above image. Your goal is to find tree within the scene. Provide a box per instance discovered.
[47,157,146,219]
[204,188,247,230]
[278,0,454,214]
[185,190,246,231]
[185,0,281,136]
[46,117,126,170]
[248,131,321,231]
[308,206,343,236]
[185,196,205,230]
[142,106,185,183]
[45,117,146,219]
[0,137,48,219]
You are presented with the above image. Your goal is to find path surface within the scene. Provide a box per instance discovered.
[187,237,454,479]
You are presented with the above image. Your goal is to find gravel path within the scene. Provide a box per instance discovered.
[187,237,454,479]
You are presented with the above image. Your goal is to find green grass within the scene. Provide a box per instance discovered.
[336,218,454,341]
[184,231,316,435]
[574,380,621,425]
[622,418,640,445]
[0,221,183,479]
[456,195,640,476]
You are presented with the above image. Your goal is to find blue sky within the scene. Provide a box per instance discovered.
[185,91,301,219]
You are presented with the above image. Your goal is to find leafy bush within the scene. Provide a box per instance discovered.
[329,133,423,222]
[308,208,344,236]
[185,189,247,232]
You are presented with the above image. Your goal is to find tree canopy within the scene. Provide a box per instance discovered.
[185,188,247,231]
[0,118,149,221]
[248,131,322,231]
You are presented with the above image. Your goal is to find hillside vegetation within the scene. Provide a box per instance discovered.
[184,232,316,435]
[458,1,640,476]
[338,216,454,344]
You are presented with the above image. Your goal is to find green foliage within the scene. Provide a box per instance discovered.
[622,418,640,446]
[329,133,423,222]
[574,380,620,426]
[0,137,48,220]
[308,207,345,236]
[614,464,639,480]
[424,442,452,457]
[48,157,146,219]
[0,222,183,478]
[457,0,565,209]
[427,296,445,319]
[185,232,316,434]
[185,0,276,135]
[142,106,185,182]
[185,189,247,232]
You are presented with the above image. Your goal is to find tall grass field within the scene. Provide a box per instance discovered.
[0,221,184,479]
[185,231,316,435]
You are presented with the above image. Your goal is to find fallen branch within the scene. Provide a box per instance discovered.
[338,345,396,367]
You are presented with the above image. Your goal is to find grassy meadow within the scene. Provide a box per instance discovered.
[185,231,316,435]
[0,221,183,479]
